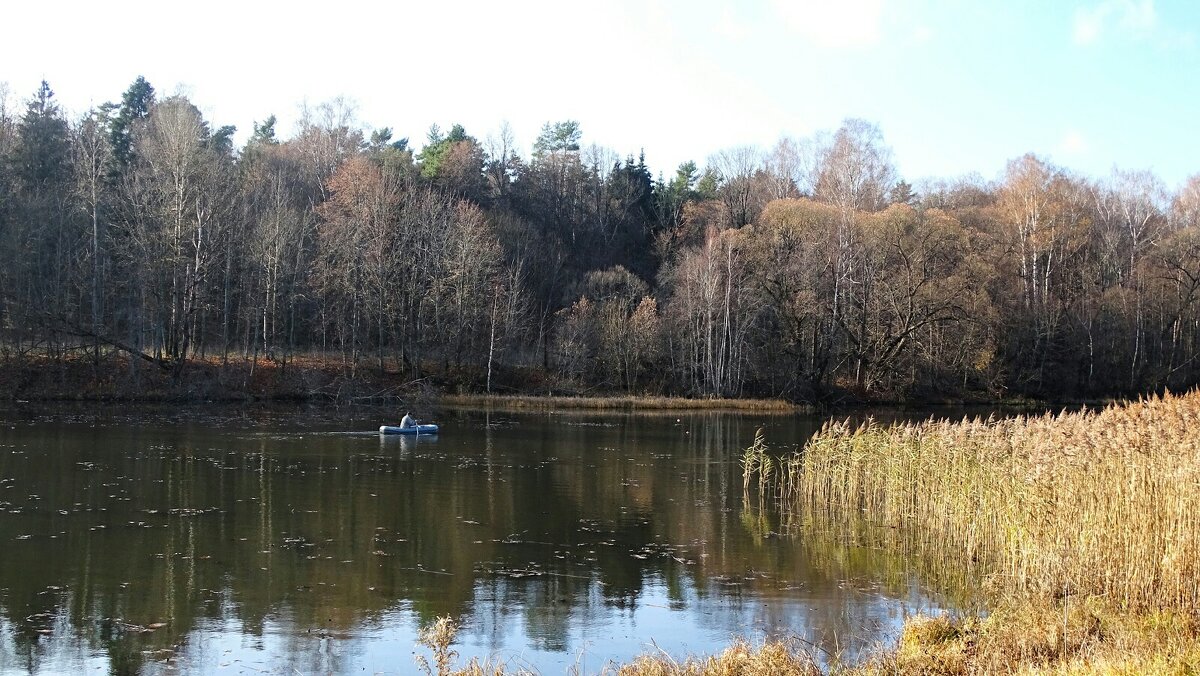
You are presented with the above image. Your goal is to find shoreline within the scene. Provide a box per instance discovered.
[437,392,802,413]
[0,353,1132,412]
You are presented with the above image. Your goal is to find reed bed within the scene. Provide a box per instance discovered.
[764,390,1200,611]
[440,393,799,413]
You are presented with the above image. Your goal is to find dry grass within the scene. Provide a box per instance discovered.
[414,596,1200,674]
[769,389,1200,611]
[609,639,822,675]
[852,600,1200,675]
[413,616,822,676]
[440,393,800,413]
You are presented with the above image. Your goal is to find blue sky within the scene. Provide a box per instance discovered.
[3,0,1198,186]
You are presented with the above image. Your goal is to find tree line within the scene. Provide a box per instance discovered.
[1,77,1198,402]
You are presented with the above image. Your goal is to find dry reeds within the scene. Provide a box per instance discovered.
[439,393,799,413]
[741,428,775,493]
[762,390,1200,612]
[611,639,822,676]
[415,616,526,676]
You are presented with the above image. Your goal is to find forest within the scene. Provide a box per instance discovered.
[1,76,1198,403]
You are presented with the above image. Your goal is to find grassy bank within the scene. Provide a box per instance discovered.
[416,602,1200,674]
[857,599,1200,674]
[439,393,800,413]
[414,609,1200,674]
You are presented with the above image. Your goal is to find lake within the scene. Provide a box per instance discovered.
[0,403,969,674]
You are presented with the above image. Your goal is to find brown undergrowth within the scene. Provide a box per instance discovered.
[0,352,439,403]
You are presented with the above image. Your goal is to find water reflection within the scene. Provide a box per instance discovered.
[0,405,961,674]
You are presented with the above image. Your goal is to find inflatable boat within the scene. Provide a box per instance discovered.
[379,424,439,435]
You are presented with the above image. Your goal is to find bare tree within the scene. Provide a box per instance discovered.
[485,121,522,202]
[294,97,364,204]
[1092,168,1168,385]
[814,119,896,213]
[72,107,115,361]
[709,145,765,229]
[118,95,235,364]
[665,228,758,396]
[1172,175,1200,230]
[763,137,800,200]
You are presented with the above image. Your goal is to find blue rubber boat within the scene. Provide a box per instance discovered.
[379,424,439,435]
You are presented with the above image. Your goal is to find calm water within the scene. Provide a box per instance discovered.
[0,404,967,674]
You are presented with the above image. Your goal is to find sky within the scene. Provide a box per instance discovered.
[2,0,1199,187]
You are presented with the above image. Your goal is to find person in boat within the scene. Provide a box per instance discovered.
[400,412,417,429]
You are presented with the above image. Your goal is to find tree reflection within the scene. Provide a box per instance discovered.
[0,406,960,672]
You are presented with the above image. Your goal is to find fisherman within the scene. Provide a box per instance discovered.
[400,412,417,429]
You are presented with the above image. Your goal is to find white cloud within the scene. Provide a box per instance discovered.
[1058,129,1089,156]
[714,7,751,42]
[771,0,886,48]
[912,25,935,44]
[1073,0,1158,45]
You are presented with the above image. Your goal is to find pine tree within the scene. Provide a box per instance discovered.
[532,120,581,159]
[890,179,917,206]
[15,81,71,193]
[109,76,155,175]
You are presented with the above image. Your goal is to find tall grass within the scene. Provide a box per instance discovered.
[763,390,1200,611]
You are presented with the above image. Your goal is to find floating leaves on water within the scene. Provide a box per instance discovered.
[497,568,544,579]
[161,507,221,517]
[114,620,158,633]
